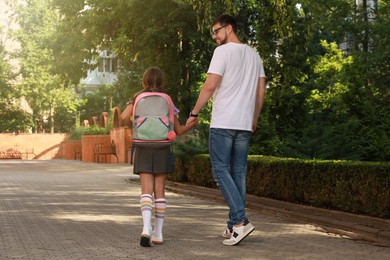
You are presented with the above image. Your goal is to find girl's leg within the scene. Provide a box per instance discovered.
[152,173,166,244]
[139,173,154,247]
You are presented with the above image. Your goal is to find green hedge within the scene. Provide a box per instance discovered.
[68,126,110,140]
[169,155,390,218]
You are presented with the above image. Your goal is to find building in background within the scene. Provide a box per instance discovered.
[79,51,118,95]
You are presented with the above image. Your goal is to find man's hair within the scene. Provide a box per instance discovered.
[211,14,237,33]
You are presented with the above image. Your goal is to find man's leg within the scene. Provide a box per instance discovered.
[230,130,252,219]
[209,128,254,245]
[209,128,246,227]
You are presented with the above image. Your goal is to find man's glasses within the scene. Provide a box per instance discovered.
[210,25,227,36]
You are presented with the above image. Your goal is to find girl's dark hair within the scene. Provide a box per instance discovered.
[131,67,165,103]
[211,14,237,33]
[142,67,165,92]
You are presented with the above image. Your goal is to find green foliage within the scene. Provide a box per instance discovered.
[83,125,110,135]
[250,104,282,156]
[281,118,366,161]
[7,0,82,133]
[3,0,388,161]
[49,0,102,84]
[254,1,390,162]
[53,88,85,133]
[0,100,33,133]
[111,70,143,108]
[175,154,390,218]
[68,126,85,141]
[0,32,28,133]
[54,106,79,133]
[121,0,211,118]
[78,85,114,123]
[68,125,110,140]
[0,42,13,99]
[172,138,208,160]
[53,0,211,120]
[182,154,216,189]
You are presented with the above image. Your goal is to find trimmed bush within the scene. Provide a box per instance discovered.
[173,155,390,218]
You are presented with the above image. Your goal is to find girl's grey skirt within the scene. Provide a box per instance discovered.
[132,143,174,174]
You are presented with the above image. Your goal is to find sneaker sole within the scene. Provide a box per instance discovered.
[236,225,255,245]
[223,225,255,246]
[140,235,153,247]
[151,240,164,245]
[151,234,163,245]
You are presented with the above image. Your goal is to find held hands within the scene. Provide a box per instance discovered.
[186,116,198,129]
[174,114,197,136]
[186,111,198,127]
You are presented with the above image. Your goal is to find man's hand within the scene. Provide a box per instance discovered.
[186,116,198,127]
[252,122,257,132]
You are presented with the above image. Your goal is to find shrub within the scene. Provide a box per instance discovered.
[68,126,110,140]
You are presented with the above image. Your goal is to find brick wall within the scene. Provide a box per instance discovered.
[0,128,132,162]
[0,133,68,160]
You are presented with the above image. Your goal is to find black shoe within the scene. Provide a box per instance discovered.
[140,235,153,247]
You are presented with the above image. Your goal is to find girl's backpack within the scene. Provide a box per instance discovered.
[132,92,176,143]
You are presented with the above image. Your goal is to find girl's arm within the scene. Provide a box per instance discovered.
[120,103,133,127]
[174,115,197,136]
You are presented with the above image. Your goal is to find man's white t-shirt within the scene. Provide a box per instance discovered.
[207,42,266,131]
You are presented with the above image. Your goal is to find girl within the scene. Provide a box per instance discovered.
[120,67,197,247]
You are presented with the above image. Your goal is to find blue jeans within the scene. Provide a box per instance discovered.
[209,128,251,228]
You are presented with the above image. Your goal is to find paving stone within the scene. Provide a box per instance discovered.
[0,160,389,260]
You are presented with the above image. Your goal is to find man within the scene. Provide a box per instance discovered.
[187,14,266,246]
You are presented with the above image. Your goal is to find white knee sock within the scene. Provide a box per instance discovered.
[140,194,153,235]
[153,198,166,237]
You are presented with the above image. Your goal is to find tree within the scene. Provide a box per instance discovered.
[0,24,14,100]
[282,41,364,160]
[341,0,390,161]
[0,25,33,133]
[5,0,387,160]
[252,0,389,161]
[7,0,81,133]
[0,100,33,133]
[52,0,211,123]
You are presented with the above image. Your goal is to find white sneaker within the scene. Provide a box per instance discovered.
[223,223,255,246]
[151,230,163,245]
[222,227,233,238]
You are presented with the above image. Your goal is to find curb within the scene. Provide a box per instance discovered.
[164,181,390,247]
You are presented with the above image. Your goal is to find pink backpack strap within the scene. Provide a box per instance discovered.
[159,93,175,123]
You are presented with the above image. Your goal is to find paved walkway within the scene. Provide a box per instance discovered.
[1,160,389,260]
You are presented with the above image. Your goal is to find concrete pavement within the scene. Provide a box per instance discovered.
[1,160,389,260]
[164,181,390,248]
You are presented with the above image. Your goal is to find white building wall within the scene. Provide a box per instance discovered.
[79,51,118,94]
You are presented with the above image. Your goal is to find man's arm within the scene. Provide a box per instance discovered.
[252,76,266,132]
[187,73,222,123]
